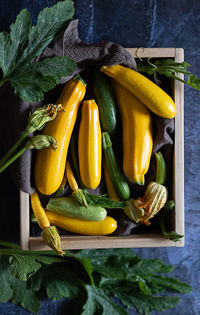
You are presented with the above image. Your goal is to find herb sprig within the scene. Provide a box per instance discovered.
[84,190,126,209]
[0,242,192,314]
[137,58,200,90]
[0,0,76,102]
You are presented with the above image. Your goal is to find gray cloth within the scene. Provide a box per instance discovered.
[0,20,174,236]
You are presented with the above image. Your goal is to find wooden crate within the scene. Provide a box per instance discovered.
[20,48,184,250]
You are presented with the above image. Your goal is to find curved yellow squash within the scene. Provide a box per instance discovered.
[46,210,117,235]
[78,99,102,189]
[101,65,176,119]
[112,80,153,185]
[35,77,86,195]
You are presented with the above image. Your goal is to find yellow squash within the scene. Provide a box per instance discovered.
[78,99,102,189]
[112,80,153,185]
[30,191,63,255]
[101,65,176,119]
[46,210,117,235]
[35,77,86,195]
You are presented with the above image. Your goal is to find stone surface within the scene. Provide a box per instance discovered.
[0,0,200,314]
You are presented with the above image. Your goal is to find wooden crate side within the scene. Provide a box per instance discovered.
[20,191,30,250]
[29,234,177,251]
[174,48,185,246]
[126,47,175,58]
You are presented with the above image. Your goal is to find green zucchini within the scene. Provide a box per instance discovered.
[102,132,130,201]
[46,197,107,221]
[93,68,117,135]
[155,151,167,185]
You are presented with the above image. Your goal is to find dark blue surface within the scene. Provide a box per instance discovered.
[0,0,200,314]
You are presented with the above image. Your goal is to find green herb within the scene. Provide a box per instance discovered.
[159,200,184,242]
[84,190,126,209]
[137,58,200,90]
[0,0,76,102]
[0,244,192,314]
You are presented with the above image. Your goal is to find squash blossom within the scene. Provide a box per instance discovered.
[125,181,168,225]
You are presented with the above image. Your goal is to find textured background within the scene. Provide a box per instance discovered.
[0,0,200,314]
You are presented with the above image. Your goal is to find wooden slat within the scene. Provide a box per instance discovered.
[20,191,30,250]
[126,48,176,58]
[29,234,177,250]
[174,48,185,246]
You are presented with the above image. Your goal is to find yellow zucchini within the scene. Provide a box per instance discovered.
[30,191,50,230]
[30,191,63,255]
[78,99,102,189]
[46,210,117,235]
[112,80,153,185]
[101,65,176,119]
[34,77,86,195]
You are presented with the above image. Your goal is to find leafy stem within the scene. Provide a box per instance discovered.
[0,131,29,168]
[137,58,200,90]
[0,135,57,173]
[159,201,184,242]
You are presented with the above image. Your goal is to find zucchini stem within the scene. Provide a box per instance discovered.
[0,131,28,168]
[159,200,184,242]
[0,147,26,173]
[0,135,57,173]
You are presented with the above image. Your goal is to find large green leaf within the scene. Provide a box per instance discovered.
[82,285,128,315]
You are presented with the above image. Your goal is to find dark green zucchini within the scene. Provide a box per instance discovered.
[93,68,117,135]
[102,132,130,201]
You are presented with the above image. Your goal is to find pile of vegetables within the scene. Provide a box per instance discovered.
[29,63,180,253]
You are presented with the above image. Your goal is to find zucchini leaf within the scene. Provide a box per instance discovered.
[137,58,200,90]
[0,0,76,102]
[0,246,192,314]
[82,285,128,315]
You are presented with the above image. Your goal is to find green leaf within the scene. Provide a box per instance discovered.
[76,256,94,285]
[9,255,42,281]
[11,280,40,314]
[106,281,180,315]
[0,0,75,101]
[84,191,126,209]
[0,256,40,313]
[20,0,74,66]
[128,259,174,277]
[144,275,192,294]
[0,9,31,76]
[168,231,184,242]
[82,285,128,315]
[77,248,139,279]
[0,256,13,303]
[10,56,76,102]
[32,56,76,84]
[35,254,66,265]
[42,264,84,300]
